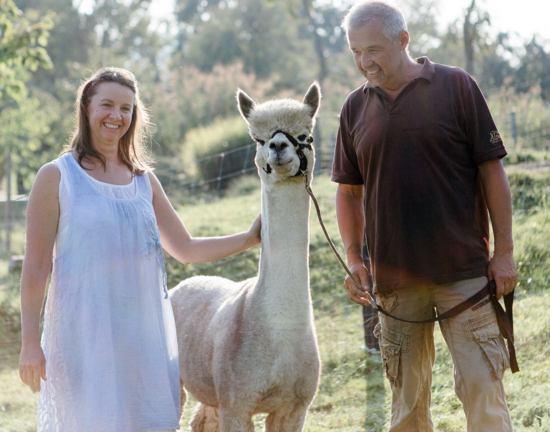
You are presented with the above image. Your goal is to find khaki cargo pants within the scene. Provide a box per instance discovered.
[374,276,513,432]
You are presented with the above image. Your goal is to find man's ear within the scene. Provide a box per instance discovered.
[398,30,410,51]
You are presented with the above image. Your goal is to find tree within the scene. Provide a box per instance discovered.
[0,0,54,253]
[463,0,489,75]
[514,36,550,101]
[0,0,53,103]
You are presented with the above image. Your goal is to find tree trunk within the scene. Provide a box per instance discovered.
[5,152,11,256]
[17,171,25,195]
[463,0,476,75]
[302,0,328,173]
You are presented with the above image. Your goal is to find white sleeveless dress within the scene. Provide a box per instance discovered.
[37,154,181,432]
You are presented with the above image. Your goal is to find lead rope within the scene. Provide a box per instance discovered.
[300,171,375,308]
[301,170,519,372]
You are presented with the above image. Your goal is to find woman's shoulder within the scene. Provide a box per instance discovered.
[34,162,62,191]
[39,161,62,179]
[146,170,164,196]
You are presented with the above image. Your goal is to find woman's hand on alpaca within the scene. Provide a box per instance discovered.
[247,213,262,247]
[19,342,47,393]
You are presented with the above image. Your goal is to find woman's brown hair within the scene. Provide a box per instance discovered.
[63,67,152,174]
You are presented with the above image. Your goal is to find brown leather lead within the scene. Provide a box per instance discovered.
[302,173,519,374]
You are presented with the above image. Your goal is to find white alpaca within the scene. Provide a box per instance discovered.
[169,83,322,432]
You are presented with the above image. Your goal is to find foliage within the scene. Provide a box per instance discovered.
[180,116,253,188]
[513,36,550,102]
[148,61,275,157]
[0,0,53,103]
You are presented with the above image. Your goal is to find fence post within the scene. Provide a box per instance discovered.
[511,109,517,148]
[242,144,251,174]
[5,151,11,256]
[216,153,226,198]
[191,161,198,196]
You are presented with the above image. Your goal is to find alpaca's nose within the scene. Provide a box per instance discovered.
[269,141,289,152]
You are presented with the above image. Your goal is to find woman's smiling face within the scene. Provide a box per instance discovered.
[87,82,135,149]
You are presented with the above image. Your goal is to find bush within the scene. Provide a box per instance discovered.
[503,150,550,166]
[181,116,256,190]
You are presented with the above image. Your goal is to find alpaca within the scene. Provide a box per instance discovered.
[169,82,322,432]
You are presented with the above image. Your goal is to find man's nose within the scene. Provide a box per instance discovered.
[269,141,289,152]
[360,53,372,70]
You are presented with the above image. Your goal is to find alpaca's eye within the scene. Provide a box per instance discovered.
[255,139,265,145]
[298,135,307,141]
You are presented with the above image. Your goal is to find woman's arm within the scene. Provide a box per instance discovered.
[19,163,61,393]
[149,172,261,264]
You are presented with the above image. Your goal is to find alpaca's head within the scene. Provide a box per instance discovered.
[237,82,320,185]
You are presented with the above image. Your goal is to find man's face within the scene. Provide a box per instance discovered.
[348,20,408,92]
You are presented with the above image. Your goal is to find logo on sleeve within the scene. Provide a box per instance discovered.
[490,131,502,143]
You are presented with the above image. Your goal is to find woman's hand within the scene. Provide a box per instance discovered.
[247,214,262,247]
[19,342,47,393]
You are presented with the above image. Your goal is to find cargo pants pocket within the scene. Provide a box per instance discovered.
[462,310,510,381]
[374,322,410,388]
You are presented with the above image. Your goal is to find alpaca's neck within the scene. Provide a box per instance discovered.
[253,179,312,328]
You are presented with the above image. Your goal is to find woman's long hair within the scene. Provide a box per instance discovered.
[63,67,152,174]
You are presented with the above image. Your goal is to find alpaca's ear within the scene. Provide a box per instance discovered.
[237,89,255,123]
[302,81,321,118]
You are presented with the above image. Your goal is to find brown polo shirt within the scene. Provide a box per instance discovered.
[332,57,507,293]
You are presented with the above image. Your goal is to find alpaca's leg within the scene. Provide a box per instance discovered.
[190,403,220,432]
[264,405,308,432]
[218,409,254,432]
[180,379,188,421]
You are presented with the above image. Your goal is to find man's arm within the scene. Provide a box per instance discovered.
[478,158,517,299]
[335,183,370,305]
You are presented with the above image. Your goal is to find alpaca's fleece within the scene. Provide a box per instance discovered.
[246,99,316,141]
[170,82,322,432]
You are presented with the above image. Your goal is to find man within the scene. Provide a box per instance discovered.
[331,1,517,431]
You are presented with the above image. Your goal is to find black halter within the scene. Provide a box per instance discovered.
[268,130,313,176]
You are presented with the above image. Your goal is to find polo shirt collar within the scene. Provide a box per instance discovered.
[362,56,436,93]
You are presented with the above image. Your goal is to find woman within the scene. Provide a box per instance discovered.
[18,67,261,432]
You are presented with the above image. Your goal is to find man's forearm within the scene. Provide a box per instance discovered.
[479,158,513,254]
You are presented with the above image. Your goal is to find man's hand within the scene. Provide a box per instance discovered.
[343,261,372,305]
[487,251,517,300]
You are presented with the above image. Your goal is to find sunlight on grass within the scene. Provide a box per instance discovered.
[2,174,550,431]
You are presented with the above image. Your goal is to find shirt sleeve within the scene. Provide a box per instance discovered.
[331,97,364,185]
[456,71,507,165]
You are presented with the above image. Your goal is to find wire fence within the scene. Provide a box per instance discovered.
[1,122,550,425]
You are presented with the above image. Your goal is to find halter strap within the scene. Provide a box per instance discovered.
[270,130,313,176]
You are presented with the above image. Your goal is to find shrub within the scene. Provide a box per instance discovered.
[181,116,256,190]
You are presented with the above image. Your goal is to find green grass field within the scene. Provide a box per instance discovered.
[1,171,550,431]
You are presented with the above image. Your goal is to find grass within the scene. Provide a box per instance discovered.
[2,170,550,431]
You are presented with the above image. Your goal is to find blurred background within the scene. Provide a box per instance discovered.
[1,0,549,210]
[1,0,550,430]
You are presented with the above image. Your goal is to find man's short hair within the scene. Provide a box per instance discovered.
[341,0,408,44]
